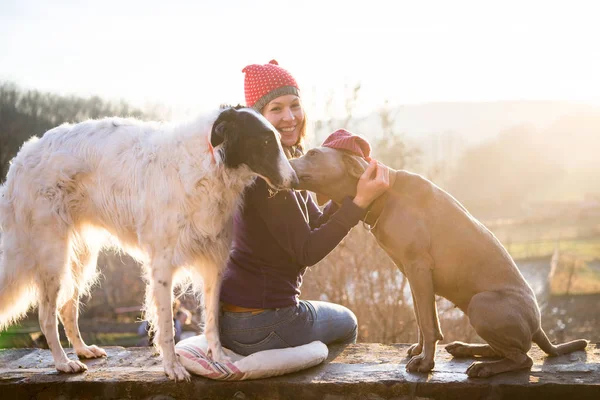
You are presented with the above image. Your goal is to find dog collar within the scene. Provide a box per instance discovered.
[362,168,397,229]
[206,132,216,164]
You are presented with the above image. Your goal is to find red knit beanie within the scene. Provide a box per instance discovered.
[322,129,372,162]
[242,60,300,111]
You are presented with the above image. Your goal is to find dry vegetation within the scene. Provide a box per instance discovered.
[1,82,599,347]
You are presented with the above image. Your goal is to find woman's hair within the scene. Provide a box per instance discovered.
[290,109,307,158]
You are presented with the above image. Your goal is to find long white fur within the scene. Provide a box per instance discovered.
[0,109,260,381]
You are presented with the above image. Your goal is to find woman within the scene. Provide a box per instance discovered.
[219,60,389,355]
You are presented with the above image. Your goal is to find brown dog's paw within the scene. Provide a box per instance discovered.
[445,341,469,357]
[466,361,493,378]
[407,342,423,357]
[406,354,435,373]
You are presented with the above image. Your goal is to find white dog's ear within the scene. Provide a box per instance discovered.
[211,121,226,148]
[211,108,238,147]
[342,154,369,179]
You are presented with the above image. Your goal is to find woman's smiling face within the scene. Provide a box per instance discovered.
[261,94,305,147]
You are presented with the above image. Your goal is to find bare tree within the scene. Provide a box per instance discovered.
[0,82,168,324]
[0,82,163,181]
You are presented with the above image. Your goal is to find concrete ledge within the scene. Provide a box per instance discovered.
[1,343,599,399]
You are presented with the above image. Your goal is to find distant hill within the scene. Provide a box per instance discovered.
[316,100,600,145]
[314,100,600,176]
[313,100,600,218]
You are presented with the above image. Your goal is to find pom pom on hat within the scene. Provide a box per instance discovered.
[242,60,300,111]
[322,129,372,161]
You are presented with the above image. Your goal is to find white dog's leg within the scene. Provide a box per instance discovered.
[201,262,229,363]
[59,247,106,360]
[150,258,190,382]
[59,291,107,359]
[37,245,88,373]
[39,296,88,373]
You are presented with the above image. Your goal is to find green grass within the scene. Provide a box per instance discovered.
[90,332,142,347]
[550,256,600,295]
[0,320,144,349]
[507,237,600,261]
[505,236,600,295]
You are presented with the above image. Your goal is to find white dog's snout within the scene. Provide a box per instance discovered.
[277,153,299,189]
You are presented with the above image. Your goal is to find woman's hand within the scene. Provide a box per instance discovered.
[353,160,390,209]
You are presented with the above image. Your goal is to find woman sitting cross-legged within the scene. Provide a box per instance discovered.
[219,60,389,355]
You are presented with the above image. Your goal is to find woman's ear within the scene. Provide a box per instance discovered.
[342,154,369,179]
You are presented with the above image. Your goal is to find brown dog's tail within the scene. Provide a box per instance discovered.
[532,329,588,356]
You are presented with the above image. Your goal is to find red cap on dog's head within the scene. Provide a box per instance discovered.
[322,129,372,162]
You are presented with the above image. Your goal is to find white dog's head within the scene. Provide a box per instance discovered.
[211,106,299,190]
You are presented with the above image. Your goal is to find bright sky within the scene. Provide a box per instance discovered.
[1,0,599,119]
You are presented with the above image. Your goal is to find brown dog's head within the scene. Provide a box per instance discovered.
[289,147,369,205]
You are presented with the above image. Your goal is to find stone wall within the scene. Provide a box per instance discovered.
[1,343,599,399]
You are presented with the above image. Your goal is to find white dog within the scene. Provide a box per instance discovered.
[0,106,297,381]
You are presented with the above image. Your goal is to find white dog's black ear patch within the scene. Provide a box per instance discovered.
[211,108,239,148]
[211,122,226,148]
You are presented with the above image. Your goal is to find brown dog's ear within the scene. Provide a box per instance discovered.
[342,154,369,179]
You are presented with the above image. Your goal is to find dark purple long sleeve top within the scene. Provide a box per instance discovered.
[220,178,366,309]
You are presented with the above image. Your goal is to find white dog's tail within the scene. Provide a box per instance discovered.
[0,184,39,331]
[532,328,588,356]
[0,247,39,331]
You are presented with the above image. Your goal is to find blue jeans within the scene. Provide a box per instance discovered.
[219,300,358,356]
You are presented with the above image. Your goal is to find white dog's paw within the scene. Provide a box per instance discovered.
[56,359,88,373]
[208,346,232,364]
[163,359,191,382]
[76,344,108,359]
[406,354,435,373]
[407,342,423,357]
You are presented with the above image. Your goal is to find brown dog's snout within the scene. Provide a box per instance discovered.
[289,159,302,174]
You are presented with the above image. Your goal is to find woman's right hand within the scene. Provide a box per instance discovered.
[353,160,390,209]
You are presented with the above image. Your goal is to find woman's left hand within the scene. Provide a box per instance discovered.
[353,160,390,209]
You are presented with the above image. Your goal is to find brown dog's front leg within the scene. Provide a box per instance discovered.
[404,253,443,373]
[407,288,424,357]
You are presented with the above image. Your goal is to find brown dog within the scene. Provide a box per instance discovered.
[290,147,587,377]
